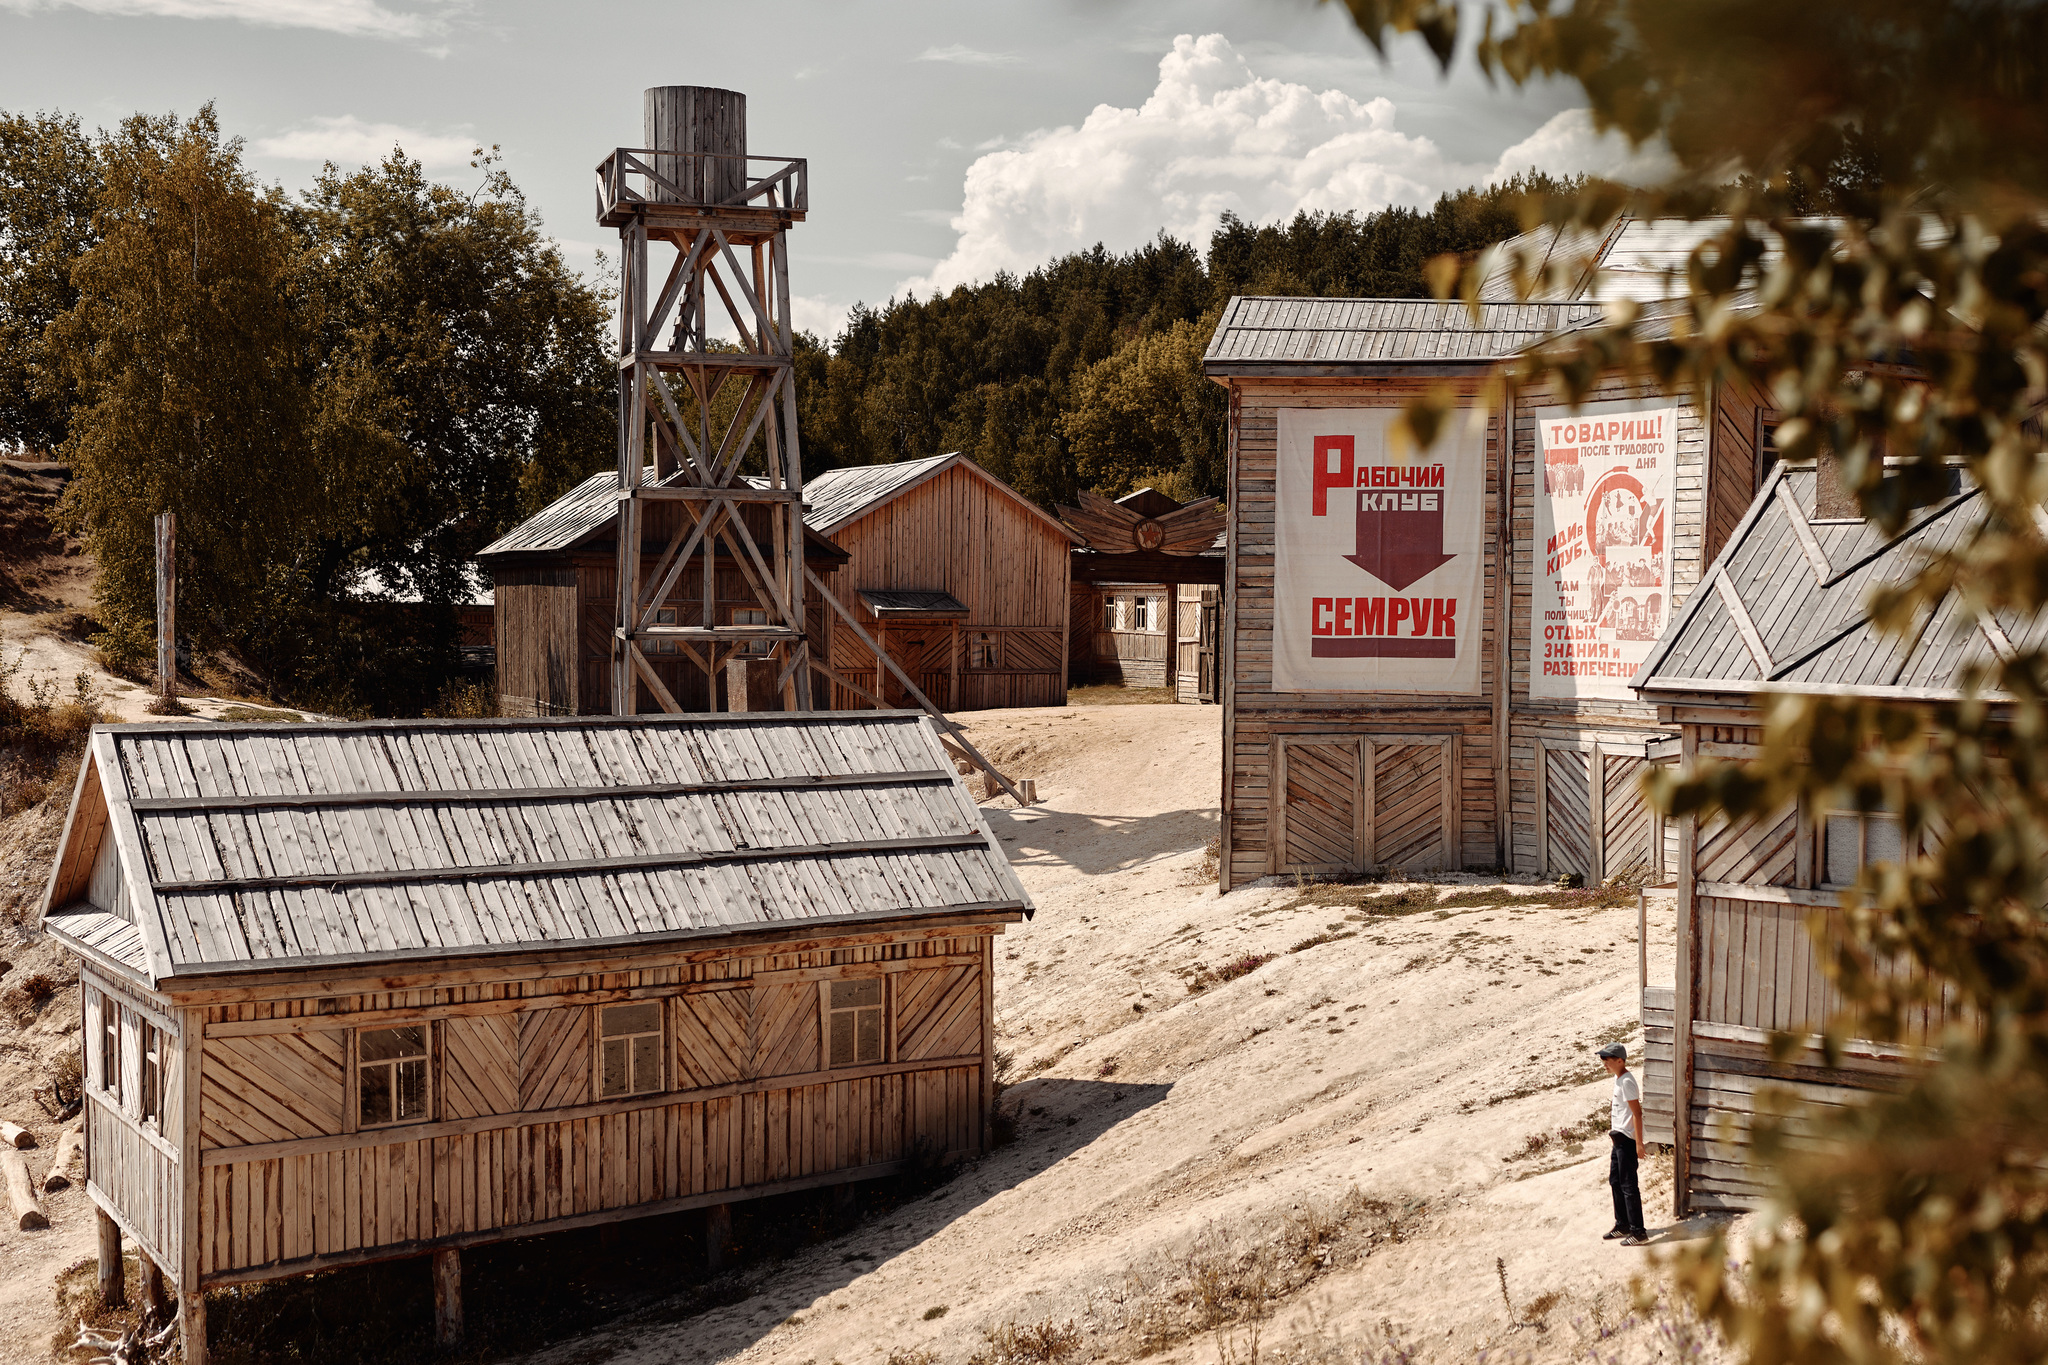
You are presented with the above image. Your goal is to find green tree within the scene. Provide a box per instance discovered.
[45,106,311,672]
[1330,4,2048,1360]
[1061,314,1226,499]
[0,111,100,451]
[295,148,613,609]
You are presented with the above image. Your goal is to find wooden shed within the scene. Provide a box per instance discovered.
[35,711,1028,1363]
[1202,246,1778,886]
[1065,488,1226,702]
[798,453,1079,712]
[477,470,851,717]
[1631,462,1992,1214]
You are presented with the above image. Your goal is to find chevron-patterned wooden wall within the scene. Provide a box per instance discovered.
[188,931,996,1283]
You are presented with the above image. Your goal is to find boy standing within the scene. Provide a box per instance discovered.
[1598,1042,1649,1245]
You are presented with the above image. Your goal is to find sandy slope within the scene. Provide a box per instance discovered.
[523,705,1727,1365]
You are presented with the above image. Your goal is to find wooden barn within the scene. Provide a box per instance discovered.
[793,453,1078,712]
[1202,257,1776,886]
[476,470,851,717]
[1631,462,1992,1214]
[35,711,1028,1363]
[1064,488,1226,703]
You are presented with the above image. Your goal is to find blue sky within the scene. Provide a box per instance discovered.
[0,1,1664,340]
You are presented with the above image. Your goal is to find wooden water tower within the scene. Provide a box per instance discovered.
[596,86,812,714]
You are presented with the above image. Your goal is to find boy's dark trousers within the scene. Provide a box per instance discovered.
[1609,1131,1647,1236]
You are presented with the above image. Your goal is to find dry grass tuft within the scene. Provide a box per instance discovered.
[967,1317,1084,1365]
[0,650,103,820]
[1182,953,1275,993]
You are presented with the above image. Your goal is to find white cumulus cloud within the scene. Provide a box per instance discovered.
[901,33,1680,299]
[251,115,478,169]
[1489,108,1677,186]
[0,0,450,40]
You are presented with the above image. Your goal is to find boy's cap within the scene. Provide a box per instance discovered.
[1596,1043,1627,1060]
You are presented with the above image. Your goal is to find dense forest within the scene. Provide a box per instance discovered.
[0,100,1569,710]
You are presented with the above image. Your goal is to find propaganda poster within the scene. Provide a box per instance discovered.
[1530,400,1678,700]
[1273,407,1486,694]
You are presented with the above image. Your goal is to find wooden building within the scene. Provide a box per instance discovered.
[1631,462,1991,1214]
[787,453,1078,712]
[478,470,851,717]
[35,711,1028,1362]
[1202,273,1773,886]
[1065,488,1225,703]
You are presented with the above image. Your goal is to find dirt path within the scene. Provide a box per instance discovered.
[519,704,1725,1365]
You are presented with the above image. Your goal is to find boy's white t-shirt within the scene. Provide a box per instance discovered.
[1610,1069,1641,1137]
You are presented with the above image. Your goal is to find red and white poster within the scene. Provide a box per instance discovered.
[1531,400,1678,700]
[1273,407,1485,694]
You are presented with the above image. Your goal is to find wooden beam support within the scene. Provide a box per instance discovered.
[433,1248,462,1348]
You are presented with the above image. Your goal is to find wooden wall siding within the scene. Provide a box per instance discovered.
[1698,804,1798,887]
[493,568,580,718]
[674,992,748,1089]
[197,1067,983,1278]
[87,817,135,926]
[1374,741,1450,871]
[1224,378,1501,886]
[518,1008,592,1112]
[819,463,1071,712]
[1686,1023,1912,1212]
[1708,375,1772,564]
[1641,985,1675,1145]
[1602,754,1656,880]
[88,1093,179,1264]
[897,966,982,1062]
[442,1016,518,1119]
[1543,748,1592,878]
[1278,739,1365,874]
[201,1034,344,1148]
[750,984,820,1079]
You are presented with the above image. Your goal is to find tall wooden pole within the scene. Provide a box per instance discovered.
[154,513,176,703]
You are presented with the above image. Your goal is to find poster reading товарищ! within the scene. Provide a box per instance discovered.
[1531,400,1679,700]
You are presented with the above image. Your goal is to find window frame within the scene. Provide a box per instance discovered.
[652,606,679,654]
[731,606,773,657]
[968,632,1000,671]
[99,997,121,1105]
[139,1019,161,1128]
[1101,596,1118,631]
[820,975,891,1070]
[354,1022,434,1131]
[595,1000,666,1099]
[1819,808,1906,890]
[1133,595,1150,632]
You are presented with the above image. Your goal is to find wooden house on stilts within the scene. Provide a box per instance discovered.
[1630,462,1994,1214]
[36,712,1028,1363]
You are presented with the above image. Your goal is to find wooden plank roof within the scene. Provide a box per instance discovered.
[1202,296,1602,371]
[38,712,1031,986]
[796,453,1079,542]
[474,469,851,563]
[1631,466,2017,707]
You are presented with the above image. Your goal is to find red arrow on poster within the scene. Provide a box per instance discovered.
[1343,487,1456,590]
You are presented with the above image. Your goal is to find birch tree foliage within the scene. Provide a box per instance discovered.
[1327,3,2048,1360]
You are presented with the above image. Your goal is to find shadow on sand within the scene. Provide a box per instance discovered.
[980,801,1220,878]
[196,1080,1171,1364]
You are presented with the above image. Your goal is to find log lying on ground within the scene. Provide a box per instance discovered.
[43,1120,84,1193]
[2,1149,48,1229]
[0,1120,37,1149]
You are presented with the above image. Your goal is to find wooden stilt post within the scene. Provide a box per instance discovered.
[433,1247,463,1348]
[725,656,750,712]
[179,1005,207,1365]
[705,1203,733,1272]
[154,512,176,704]
[97,1207,124,1307]
[140,1254,172,1323]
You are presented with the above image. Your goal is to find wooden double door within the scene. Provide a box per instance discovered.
[1273,734,1458,875]
[1539,739,1664,882]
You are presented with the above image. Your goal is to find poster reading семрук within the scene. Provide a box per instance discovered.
[1273,407,1486,695]
[1530,400,1679,701]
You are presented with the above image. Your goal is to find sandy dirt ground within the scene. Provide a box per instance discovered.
[516,704,1731,1365]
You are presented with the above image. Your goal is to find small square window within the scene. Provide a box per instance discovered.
[827,978,884,1067]
[599,1002,663,1098]
[733,607,772,657]
[969,633,1000,670]
[1822,811,1904,888]
[652,607,678,654]
[359,1025,430,1128]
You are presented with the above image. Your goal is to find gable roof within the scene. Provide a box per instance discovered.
[1631,466,2025,706]
[1203,296,1602,372]
[475,469,851,563]
[799,454,1078,542]
[39,713,1031,987]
